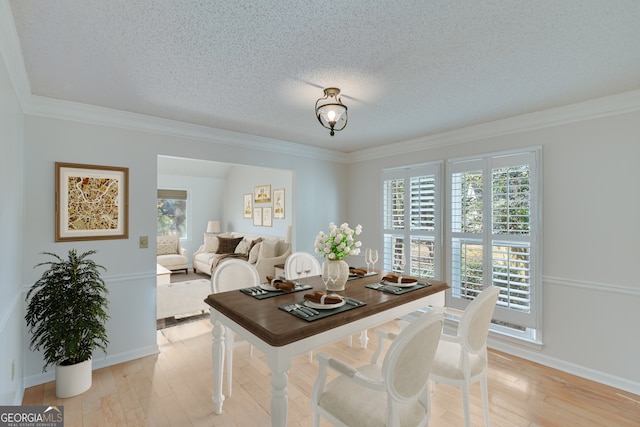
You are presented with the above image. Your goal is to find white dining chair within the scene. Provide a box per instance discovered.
[311,310,444,427]
[429,285,500,427]
[284,251,321,280]
[211,259,261,397]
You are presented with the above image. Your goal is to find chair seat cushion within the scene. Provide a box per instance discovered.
[430,339,486,380]
[318,364,426,427]
[157,254,188,269]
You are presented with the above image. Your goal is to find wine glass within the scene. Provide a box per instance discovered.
[303,259,312,285]
[395,251,406,281]
[328,262,340,295]
[369,249,378,274]
[295,260,303,283]
[365,248,372,273]
[321,262,332,291]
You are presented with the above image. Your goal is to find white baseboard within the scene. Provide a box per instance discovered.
[488,338,640,396]
[23,344,159,389]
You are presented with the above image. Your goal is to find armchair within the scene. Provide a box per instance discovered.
[156,235,188,274]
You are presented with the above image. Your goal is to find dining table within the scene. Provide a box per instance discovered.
[204,269,449,427]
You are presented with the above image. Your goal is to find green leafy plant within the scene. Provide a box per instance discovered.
[25,249,110,371]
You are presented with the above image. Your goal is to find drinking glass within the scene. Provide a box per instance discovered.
[321,262,332,290]
[395,252,406,279]
[369,249,378,273]
[295,260,303,281]
[303,259,312,285]
[328,262,340,294]
[365,249,372,273]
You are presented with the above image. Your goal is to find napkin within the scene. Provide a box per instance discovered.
[349,267,368,277]
[382,274,418,285]
[304,291,343,305]
[266,276,296,292]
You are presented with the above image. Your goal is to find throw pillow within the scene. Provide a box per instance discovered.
[248,237,263,254]
[204,233,219,253]
[248,242,262,264]
[259,238,277,259]
[216,236,243,254]
[234,237,251,255]
[157,242,176,256]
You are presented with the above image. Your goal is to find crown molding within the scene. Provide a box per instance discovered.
[348,89,640,163]
[25,95,345,162]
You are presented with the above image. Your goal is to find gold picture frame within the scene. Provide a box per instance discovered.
[253,207,263,226]
[273,188,285,219]
[262,207,273,227]
[55,162,129,242]
[254,184,271,203]
[243,193,252,218]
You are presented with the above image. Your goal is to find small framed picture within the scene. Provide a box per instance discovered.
[273,188,285,219]
[243,193,252,218]
[254,184,271,203]
[253,207,263,226]
[263,207,272,227]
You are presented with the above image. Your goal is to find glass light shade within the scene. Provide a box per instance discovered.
[315,88,348,136]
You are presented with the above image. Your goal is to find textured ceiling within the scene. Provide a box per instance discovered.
[8,0,640,153]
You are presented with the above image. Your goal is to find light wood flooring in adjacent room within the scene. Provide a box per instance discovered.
[23,317,640,426]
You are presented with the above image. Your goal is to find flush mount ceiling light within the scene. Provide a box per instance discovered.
[315,87,348,136]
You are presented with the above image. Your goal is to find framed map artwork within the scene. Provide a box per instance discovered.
[55,162,129,242]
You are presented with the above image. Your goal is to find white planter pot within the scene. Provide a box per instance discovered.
[55,359,92,398]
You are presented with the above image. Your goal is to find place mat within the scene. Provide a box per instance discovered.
[278,297,365,322]
[348,271,379,281]
[240,284,312,299]
[365,281,431,294]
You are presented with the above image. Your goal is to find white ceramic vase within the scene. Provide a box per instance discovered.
[55,359,92,398]
[324,259,349,291]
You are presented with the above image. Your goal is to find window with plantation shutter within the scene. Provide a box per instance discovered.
[382,163,442,280]
[448,149,541,338]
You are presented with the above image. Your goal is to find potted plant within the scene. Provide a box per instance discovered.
[25,249,110,398]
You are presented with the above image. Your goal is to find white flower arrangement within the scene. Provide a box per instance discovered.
[314,222,363,260]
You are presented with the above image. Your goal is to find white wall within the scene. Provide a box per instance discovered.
[157,173,225,264]
[19,114,347,387]
[347,111,640,394]
[0,41,25,405]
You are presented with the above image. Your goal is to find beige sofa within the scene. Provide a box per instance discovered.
[192,232,290,281]
[157,235,188,274]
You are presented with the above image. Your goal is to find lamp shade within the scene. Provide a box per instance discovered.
[207,220,221,233]
[315,87,348,136]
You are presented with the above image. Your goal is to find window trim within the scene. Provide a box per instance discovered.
[381,161,443,280]
[446,146,542,341]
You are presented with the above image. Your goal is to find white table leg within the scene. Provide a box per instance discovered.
[359,329,369,349]
[210,314,226,414]
[267,353,292,427]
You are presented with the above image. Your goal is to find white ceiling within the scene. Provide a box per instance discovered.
[8,0,640,153]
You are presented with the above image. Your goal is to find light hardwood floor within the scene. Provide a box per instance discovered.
[23,317,639,426]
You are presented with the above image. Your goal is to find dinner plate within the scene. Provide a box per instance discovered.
[260,283,280,291]
[304,299,346,309]
[383,279,418,288]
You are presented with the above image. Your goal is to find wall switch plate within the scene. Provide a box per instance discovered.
[139,236,148,248]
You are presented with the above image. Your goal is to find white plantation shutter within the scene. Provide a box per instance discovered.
[382,163,442,279]
[448,149,541,332]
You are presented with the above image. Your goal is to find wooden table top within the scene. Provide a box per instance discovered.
[204,271,449,347]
